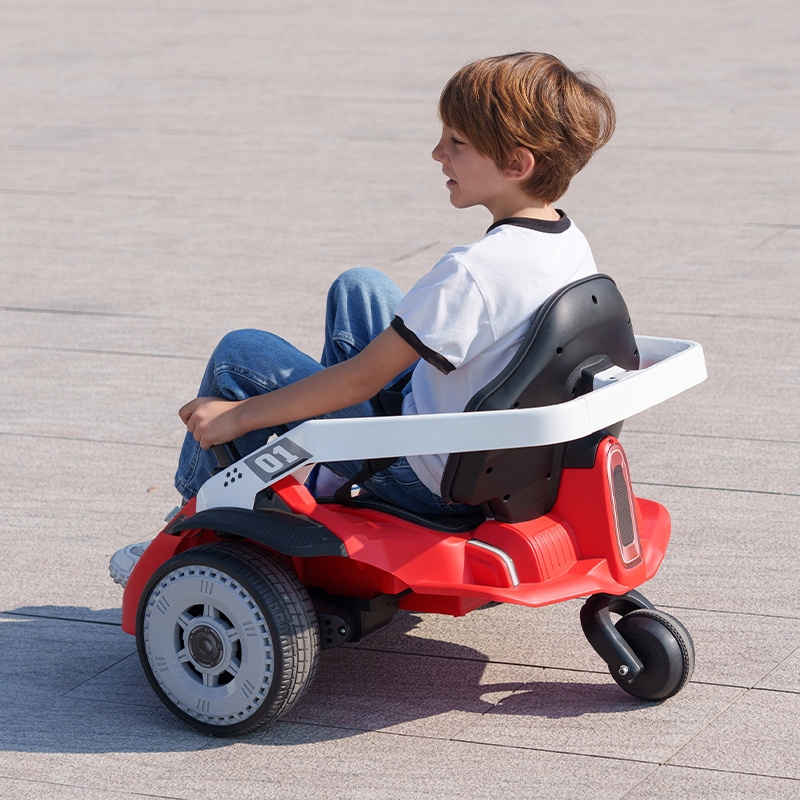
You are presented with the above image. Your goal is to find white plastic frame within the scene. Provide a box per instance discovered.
[195,336,706,513]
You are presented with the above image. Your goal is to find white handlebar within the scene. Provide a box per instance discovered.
[196,336,706,512]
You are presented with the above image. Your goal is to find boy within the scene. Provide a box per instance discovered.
[111,52,615,584]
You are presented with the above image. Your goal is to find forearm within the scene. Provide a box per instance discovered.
[181,327,419,449]
[235,359,378,434]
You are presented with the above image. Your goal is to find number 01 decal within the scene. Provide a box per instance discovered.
[243,437,312,483]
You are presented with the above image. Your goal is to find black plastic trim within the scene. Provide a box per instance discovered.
[167,507,348,558]
[308,588,411,642]
[579,591,656,681]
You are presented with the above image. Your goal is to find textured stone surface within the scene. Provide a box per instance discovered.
[2,1,798,798]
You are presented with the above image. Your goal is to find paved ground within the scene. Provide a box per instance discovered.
[1,1,799,798]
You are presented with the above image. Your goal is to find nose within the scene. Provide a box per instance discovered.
[431,135,447,163]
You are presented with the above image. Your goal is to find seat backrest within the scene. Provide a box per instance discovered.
[440,274,639,523]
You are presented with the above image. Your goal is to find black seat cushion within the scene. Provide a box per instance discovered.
[317,494,486,534]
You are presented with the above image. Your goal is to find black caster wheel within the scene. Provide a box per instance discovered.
[136,541,319,736]
[612,608,694,701]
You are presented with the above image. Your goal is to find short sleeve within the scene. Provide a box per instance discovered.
[391,251,494,374]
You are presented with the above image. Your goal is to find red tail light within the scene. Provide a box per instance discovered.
[606,443,642,568]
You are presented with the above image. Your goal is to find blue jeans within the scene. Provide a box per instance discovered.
[175,268,476,515]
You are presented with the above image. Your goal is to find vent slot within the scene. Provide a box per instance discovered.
[612,465,635,547]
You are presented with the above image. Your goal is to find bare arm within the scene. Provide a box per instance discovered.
[180,327,419,449]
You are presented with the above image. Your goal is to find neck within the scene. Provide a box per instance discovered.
[490,198,560,223]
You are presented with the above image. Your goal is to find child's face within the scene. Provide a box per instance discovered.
[432,126,510,217]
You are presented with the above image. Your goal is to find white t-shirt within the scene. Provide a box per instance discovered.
[390,214,598,495]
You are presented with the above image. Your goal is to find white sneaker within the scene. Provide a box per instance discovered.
[109,541,151,588]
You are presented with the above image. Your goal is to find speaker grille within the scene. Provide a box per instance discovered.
[612,464,635,547]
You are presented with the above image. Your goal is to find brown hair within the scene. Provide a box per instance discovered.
[439,52,616,202]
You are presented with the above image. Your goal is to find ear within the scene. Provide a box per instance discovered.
[504,147,536,182]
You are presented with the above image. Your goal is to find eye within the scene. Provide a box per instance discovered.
[451,137,465,146]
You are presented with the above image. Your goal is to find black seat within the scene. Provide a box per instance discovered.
[440,274,639,523]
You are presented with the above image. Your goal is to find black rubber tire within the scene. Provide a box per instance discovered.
[612,609,694,701]
[136,541,319,736]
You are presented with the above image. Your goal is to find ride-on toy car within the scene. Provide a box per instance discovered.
[120,274,707,736]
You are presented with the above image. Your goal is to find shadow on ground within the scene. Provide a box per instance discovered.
[1,608,646,754]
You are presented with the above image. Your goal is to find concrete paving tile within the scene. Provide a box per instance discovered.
[0,435,179,616]
[756,646,800,693]
[0,348,199,443]
[624,764,800,800]
[455,671,742,763]
[66,602,800,737]
[0,203,466,339]
[0,635,211,757]
[62,649,161,710]
[619,314,800,443]
[623,430,800,496]
[5,175,796,337]
[0,147,443,281]
[1,0,798,797]
[0,693,207,756]
[0,228,459,360]
[627,261,800,325]
[4,570,123,627]
[0,252,333,345]
[283,645,534,738]
[658,608,800,690]
[177,724,656,800]
[670,688,800,780]
[0,310,214,364]
[0,780,157,800]
[0,727,656,800]
[637,483,799,551]
[2,3,794,152]
[358,600,600,672]
[363,602,800,692]
[633,488,800,618]
[0,614,134,701]
[613,149,799,228]
[583,220,800,298]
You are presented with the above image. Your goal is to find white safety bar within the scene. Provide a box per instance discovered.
[196,336,706,512]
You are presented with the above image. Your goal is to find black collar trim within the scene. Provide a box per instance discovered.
[487,210,570,235]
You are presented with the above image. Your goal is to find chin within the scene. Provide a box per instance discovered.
[450,198,478,211]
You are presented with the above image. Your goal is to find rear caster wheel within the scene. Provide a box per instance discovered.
[136,541,319,736]
[612,609,694,701]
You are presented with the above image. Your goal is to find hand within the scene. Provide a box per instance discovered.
[179,397,243,450]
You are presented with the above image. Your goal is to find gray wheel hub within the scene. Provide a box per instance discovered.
[141,564,275,726]
[186,619,228,671]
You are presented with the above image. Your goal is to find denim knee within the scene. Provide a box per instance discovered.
[328,267,385,299]
[212,328,262,361]
[210,329,290,372]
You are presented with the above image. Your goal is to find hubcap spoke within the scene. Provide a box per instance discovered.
[225,626,240,645]
[178,612,193,631]
[225,658,241,678]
